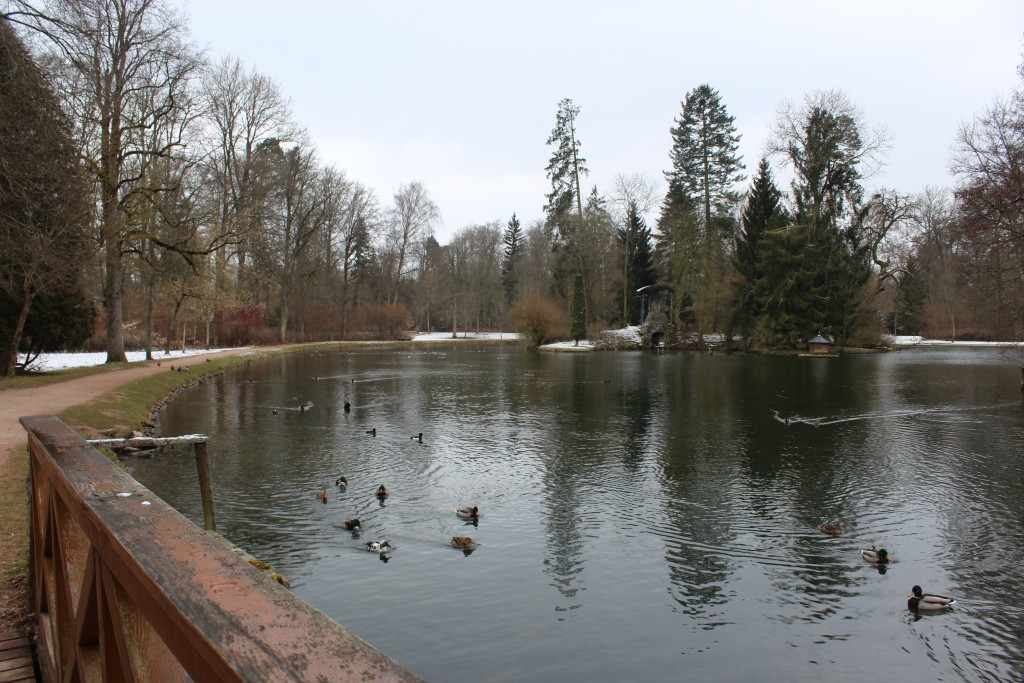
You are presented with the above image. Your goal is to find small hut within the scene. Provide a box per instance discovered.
[807,334,833,353]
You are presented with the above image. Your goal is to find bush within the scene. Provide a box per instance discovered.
[508,295,564,348]
[353,303,413,340]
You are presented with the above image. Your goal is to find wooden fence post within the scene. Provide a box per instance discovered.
[194,442,217,531]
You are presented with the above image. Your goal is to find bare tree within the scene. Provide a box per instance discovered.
[910,187,963,338]
[9,0,201,362]
[200,56,293,291]
[327,182,378,338]
[384,182,438,305]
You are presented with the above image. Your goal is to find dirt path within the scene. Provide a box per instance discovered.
[0,347,260,470]
[0,347,269,632]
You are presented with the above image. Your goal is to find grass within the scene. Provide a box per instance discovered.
[0,361,129,391]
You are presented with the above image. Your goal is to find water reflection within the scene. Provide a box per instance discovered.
[131,346,1024,683]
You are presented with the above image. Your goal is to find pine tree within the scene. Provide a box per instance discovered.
[619,201,658,325]
[667,84,744,233]
[655,182,699,328]
[892,254,926,335]
[660,84,744,338]
[570,273,587,345]
[732,157,788,341]
[545,99,588,295]
[501,213,524,306]
[762,91,887,347]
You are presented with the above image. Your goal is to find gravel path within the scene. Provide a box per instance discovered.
[0,347,275,630]
[0,347,260,470]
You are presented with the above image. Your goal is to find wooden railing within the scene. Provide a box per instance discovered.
[21,415,423,683]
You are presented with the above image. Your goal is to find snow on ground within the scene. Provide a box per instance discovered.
[886,335,1024,347]
[22,332,1023,372]
[21,347,250,372]
[412,331,520,341]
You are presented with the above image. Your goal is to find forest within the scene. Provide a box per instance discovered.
[2,1,1023,376]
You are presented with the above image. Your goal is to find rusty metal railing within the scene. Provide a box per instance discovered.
[21,415,423,683]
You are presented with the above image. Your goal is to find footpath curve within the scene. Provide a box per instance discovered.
[0,347,263,471]
[0,346,271,632]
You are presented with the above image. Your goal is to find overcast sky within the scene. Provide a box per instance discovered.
[184,1,1024,241]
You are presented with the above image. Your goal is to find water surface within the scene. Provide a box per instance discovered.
[133,346,1024,682]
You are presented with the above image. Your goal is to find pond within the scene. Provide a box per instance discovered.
[131,345,1024,682]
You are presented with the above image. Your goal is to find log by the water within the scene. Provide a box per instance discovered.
[88,434,208,449]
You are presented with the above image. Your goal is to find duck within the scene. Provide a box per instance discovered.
[376,484,389,498]
[819,522,842,535]
[411,433,423,443]
[456,506,480,520]
[335,476,348,488]
[366,427,377,437]
[861,546,890,563]
[450,536,476,550]
[315,491,328,502]
[343,518,361,530]
[343,401,351,414]
[366,540,393,553]
[908,585,955,611]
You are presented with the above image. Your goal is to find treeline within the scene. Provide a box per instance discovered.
[2,2,1023,376]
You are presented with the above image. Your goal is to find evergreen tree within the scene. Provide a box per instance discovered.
[891,254,926,335]
[761,91,887,347]
[667,84,744,233]
[755,225,819,348]
[570,273,587,345]
[655,182,699,328]
[660,84,744,338]
[0,16,90,376]
[501,213,524,306]
[618,201,658,325]
[545,99,588,295]
[732,157,788,341]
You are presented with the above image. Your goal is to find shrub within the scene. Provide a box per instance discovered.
[508,295,564,348]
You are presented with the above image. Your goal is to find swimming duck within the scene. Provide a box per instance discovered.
[456,506,480,520]
[376,485,389,498]
[908,585,955,611]
[861,547,890,563]
[343,518,361,530]
[335,476,348,488]
[315,491,328,502]
[450,536,476,550]
[819,522,842,535]
[366,540,392,553]
[366,427,376,437]
[343,401,351,414]
[411,433,423,443]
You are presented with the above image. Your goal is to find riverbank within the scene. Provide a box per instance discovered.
[0,345,292,633]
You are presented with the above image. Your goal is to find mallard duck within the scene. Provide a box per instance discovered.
[315,490,328,502]
[376,484,389,498]
[819,522,842,535]
[456,506,480,520]
[366,540,392,553]
[908,585,955,611]
[366,427,377,436]
[450,536,475,550]
[861,547,890,563]
[343,518,361,530]
[335,476,348,488]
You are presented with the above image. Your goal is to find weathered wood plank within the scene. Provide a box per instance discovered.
[23,415,423,683]
[0,665,35,683]
[0,655,32,672]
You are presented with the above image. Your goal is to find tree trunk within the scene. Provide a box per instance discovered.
[104,236,128,363]
[1,293,33,378]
